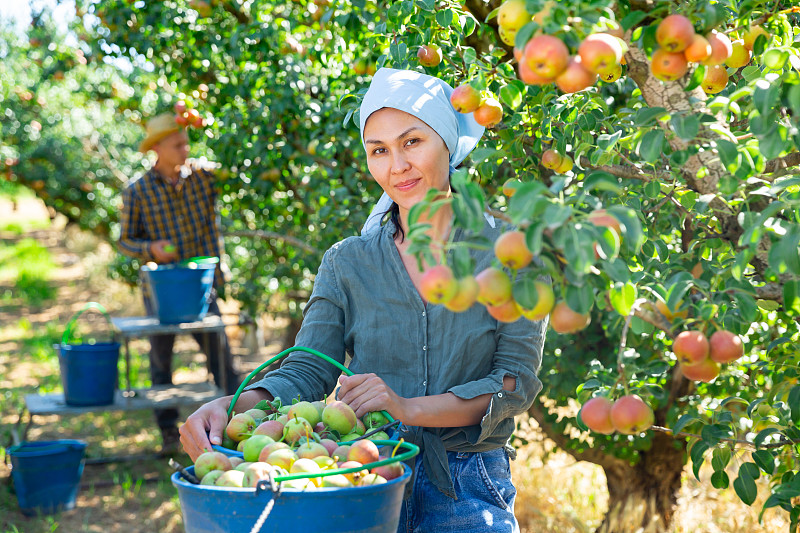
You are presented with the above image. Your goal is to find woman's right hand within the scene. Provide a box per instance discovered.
[179,396,232,461]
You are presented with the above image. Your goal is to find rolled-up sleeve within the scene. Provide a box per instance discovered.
[245,248,347,403]
[118,186,152,260]
[447,313,547,444]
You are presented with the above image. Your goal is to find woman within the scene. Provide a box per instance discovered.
[179,68,546,532]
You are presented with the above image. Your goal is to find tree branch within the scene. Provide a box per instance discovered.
[764,151,800,174]
[221,0,249,24]
[226,230,321,254]
[579,156,668,182]
[528,401,632,472]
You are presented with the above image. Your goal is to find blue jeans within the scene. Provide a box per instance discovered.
[397,448,519,533]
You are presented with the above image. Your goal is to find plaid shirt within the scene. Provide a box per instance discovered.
[119,165,224,288]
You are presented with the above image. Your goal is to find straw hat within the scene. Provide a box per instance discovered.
[139,113,182,153]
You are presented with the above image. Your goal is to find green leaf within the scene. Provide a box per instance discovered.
[783,280,800,316]
[621,11,647,31]
[609,282,637,316]
[768,229,800,275]
[639,129,665,163]
[565,284,593,315]
[789,385,800,424]
[740,462,760,481]
[583,172,623,194]
[716,139,739,172]
[690,441,709,480]
[451,246,473,279]
[685,64,706,92]
[754,79,780,118]
[543,203,573,229]
[671,114,699,141]
[633,107,667,127]
[603,258,631,283]
[754,427,781,447]
[734,464,758,505]
[752,450,775,475]
[672,414,698,436]
[597,130,622,151]
[712,447,731,472]
[499,83,522,109]
[711,470,730,489]
[524,221,545,256]
[513,276,540,310]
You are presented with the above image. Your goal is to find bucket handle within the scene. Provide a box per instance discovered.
[62,302,116,345]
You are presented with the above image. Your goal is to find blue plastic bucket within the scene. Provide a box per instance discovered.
[172,464,411,533]
[58,342,120,406]
[8,440,87,516]
[142,262,216,323]
[59,302,120,406]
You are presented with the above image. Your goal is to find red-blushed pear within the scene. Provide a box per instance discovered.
[371,457,405,481]
[242,462,278,488]
[419,264,458,304]
[242,434,275,463]
[655,14,695,53]
[541,149,563,170]
[497,0,531,31]
[610,395,654,435]
[726,40,751,68]
[417,45,443,67]
[524,35,570,79]
[600,63,622,83]
[314,421,326,434]
[475,267,513,306]
[554,155,574,174]
[513,46,523,62]
[290,458,323,487]
[194,451,233,480]
[319,438,338,457]
[550,301,591,334]
[353,59,368,76]
[517,56,554,86]
[237,439,247,452]
[320,474,352,488]
[680,358,720,383]
[703,30,733,65]
[367,430,390,441]
[673,330,710,365]
[348,439,380,465]
[502,178,522,197]
[494,230,534,269]
[186,108,201,128]
[473,98,504,128]
[288,401,321,427]
[444,276,480,313]
[743,25,770,51]
[226,412,257,442]
[200,470,225,486]
[702,65,729,94]
[355,418,366,436]
[580,396,615,434]
[296,441,330,460]
[190,0,213,18]
[556,56,598,93]
[282,417,314,445]
[486,298,523,323]
[228,457,244,469]
[604,22,625,39]
[174,100,187,114]
[265,448,297,470]
[684,34,712,63]
[450,84,481,114]
[313,455,337,469]
[175,113,189,126]
[339,460,369,484]
[244,408,268,421]
[258,441,290,462]
[709,330,744,363]
[331,444,351,462]
[234,461,253,472]
[577,34,623,75]
[519,281,555,321]
[359,473,388,486]
[214,470,245,488]
[650,49,689,81]
[588,209,622,236]
[322,400,358,435]
[498,26,518,47]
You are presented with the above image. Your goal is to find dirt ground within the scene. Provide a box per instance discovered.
[0,195,791,533]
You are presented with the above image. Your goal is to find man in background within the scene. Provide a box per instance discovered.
[119,113,240,453]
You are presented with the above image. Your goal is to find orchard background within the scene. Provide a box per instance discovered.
[1,0,799,532]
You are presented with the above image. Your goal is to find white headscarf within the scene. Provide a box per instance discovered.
[358,68,487,234]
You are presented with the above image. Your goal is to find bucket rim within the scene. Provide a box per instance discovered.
[142,262,217,272]
[59,341,121,349]
[9,439,88,457]
[171,463,411,494]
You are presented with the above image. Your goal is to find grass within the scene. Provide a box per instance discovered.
[0,238,56,308]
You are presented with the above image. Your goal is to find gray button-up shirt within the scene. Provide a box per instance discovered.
[246,217,546,498]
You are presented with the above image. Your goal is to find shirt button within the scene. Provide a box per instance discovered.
[422,311,426,317]
[422,346,427,351]
[423,380,427,386]
[498,392,504,398]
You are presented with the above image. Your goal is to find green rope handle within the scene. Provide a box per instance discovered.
[269,439,419,484]
[62,302,116,345]
[225,346,394,424]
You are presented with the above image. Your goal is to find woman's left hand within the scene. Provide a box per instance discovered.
[337,373,407,421]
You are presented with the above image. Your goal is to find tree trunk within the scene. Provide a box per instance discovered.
[596,432,685,533]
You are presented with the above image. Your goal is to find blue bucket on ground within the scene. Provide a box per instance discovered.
[142,259,217,324]
[59,302,120,406]
[172,463,412,533]
[8,440,87,516]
